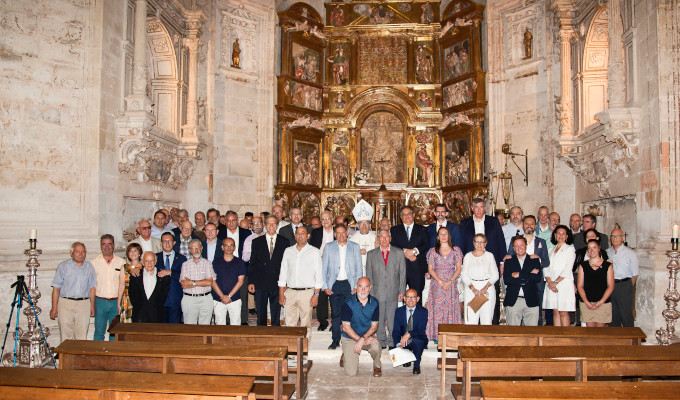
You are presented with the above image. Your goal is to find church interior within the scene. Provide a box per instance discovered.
[1,0,680,397]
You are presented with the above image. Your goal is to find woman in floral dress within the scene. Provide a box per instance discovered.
[426,227,463,341]
[117,243,142,323]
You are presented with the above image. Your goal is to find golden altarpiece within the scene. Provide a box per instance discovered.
[275,1,487,227]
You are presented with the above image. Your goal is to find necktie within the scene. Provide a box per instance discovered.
[165,254,170,270]
[269,237,274,258]
[406,226,411,241]
[407,309,413,332]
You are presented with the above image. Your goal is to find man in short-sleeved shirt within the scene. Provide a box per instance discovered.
[50,242,97,343]
[607,229,639,327]
[211,238,246,325]
[180,239,216,325]
[340,277,382,377]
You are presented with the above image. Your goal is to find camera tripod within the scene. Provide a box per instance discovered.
[0,275,56,368]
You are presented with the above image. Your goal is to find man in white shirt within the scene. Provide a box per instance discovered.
[129,219,162,253]
[310,211,335,331]
[279,226,323,340]
[502,206,524,251]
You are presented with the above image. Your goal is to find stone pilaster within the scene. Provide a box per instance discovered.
[126,0,153,120]
[607,0,626,108]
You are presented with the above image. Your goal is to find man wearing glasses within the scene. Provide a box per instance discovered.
[607,228,638,327]
[392,288,428,374]
[390,206,430,303]
[130,219,162,253]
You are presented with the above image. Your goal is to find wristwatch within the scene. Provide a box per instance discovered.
[191,280,196,286]
[227,294,232,299]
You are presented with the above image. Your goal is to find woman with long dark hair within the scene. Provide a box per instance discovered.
[543,225,576,326]
[425,227,463,341]
[577,239,615,327]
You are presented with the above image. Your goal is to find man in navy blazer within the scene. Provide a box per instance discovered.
[427,203,462,249]
[459,198,507,324]
[221,211,252,259]
[322,224,363,349]
[390,206,430,302]
[248,215,290,326]
[503,236,542,326]
[155,232,187,323]
[392,288,428,374]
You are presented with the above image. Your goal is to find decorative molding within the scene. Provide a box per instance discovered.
[220,5,258,76]
[558,107,641,198]
[502,0,546,69]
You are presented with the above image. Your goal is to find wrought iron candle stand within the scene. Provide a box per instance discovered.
[656,238,680,345]
[1,239,53,367]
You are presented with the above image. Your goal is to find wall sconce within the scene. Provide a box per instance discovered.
[502,143,528,186]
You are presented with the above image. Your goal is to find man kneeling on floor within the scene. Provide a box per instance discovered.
[340,276,382,377]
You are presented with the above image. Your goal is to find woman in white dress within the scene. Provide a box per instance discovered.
[461,233,499,325]
[543,225,576,326]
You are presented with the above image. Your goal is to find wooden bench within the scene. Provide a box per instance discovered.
[55,339,292,400]
[438,325,646,396]
[110,323,310,399]
[480,380,680,400]
[0,367,255,400]
[454,345,680,400]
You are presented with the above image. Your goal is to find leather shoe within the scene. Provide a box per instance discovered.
[402,362,412,368]
[372,367,382,377]
[339,355,344,368]
[412,366,421,375]
[328,342,339,350]
[317,325,328,331]
[388,346,395,350]
[240,322,249,326]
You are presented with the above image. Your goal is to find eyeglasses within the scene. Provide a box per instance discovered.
[404,296,417,300]
[139,227,151,230]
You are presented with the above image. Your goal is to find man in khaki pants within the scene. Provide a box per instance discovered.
[279,226,322,341]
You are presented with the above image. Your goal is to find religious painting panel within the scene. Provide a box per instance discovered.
[442,77,477,110]
[360,111,405,184]
[415,41,435,84]
[407,192,440,225]
[323,193,357,226]
[292,192,321,220]
[274,191,289,214]
[414,130,435,187]
[282,78,323,112]
[415,90,434,110]
[444,190,471,225]
[331,91,349,112]
[326,2,440,26]
[291,40,322,84]
[443,137,471,186]
[329,130,350,188]
[327,43,350,86]
[442,38,471,82]
[358,37,408,85]
[292,140,320,187]
[328,4,347,27]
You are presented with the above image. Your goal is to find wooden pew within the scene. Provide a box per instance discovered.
[0,367,255,400]
[55,340,292,400]
[480,380,680,400]
[438,325,646,396]
[110,323,310,399]
[453,345,680,400]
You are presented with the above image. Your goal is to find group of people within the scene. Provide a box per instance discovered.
[49,199,639,377]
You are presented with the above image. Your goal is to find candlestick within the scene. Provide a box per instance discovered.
[657,250,680,345]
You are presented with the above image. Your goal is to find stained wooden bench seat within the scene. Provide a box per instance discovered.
[110,323,310,398]
[55,340,289,400]
[0,367,255,400]
[453,345,680,400]
[437,324,646,396]
[480,380,680,400]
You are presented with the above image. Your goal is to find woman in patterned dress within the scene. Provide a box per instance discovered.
[426,227,463,341]
[117,243,142,323]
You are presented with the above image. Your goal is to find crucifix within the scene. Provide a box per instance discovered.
[375,158,390,186]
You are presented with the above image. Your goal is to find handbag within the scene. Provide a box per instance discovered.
[467,293,489,313]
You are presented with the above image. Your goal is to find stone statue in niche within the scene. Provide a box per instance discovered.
[361,112,403,183]
[523,27,532,60]
[370,4,395,24]
[328,47,349,85]
[421,2,433,24]
[415,44,434,84]
[232,38,241,68]
[331,146,349,188]
[416,144,434,186]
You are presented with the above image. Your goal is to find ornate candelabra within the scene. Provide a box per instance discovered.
[1,238,52,367]
[656,239,680,345]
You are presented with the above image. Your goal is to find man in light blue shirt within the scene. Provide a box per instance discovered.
[50,242,97,343]
[607,228,639,327]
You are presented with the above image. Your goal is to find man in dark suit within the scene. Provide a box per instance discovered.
[390,206,430,302]
[248,215,290,326]
[503,236,542,326]
[201,222,223,262]
[427,203,462,248]
[392,288,428,374]
[207,208,227,237]
[459,198,507,324]
[309,211,335,331]
[278,207,310,245]
[155,232,187,323]
[130,251,171,323]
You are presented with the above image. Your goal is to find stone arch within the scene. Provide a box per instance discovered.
[578,6,609,131]
[345,87,419,128]
[146,16,180,138]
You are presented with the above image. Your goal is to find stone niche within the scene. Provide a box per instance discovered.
[581,195,637,247]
